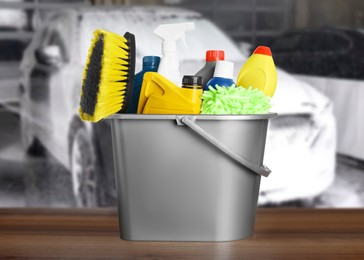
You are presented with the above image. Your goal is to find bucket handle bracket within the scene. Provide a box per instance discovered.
[176,116,271,177]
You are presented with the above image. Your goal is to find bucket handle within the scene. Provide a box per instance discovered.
[177,116,271,177]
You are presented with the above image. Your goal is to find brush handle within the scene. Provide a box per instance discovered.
[179,116,271,177]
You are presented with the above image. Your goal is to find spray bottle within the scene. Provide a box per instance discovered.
[153,22,195,86]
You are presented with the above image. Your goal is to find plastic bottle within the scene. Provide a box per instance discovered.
[205,61,235,90]
[128,56,160,113]
[195,50,225,88]
[153,22,195,86]
[181,75,203,110]
[237,46,277,97]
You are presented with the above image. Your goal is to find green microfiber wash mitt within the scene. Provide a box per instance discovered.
[201,85,271,114]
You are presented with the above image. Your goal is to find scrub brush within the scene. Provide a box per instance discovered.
[201,85,271,114]
[79,30,135,122]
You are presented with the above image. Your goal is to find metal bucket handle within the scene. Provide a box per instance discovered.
[177,116,271,177]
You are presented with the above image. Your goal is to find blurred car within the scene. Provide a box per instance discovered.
[19,7,336,207]
[270,28,364,161]
[0,27,28,104]
[270,27,364,79]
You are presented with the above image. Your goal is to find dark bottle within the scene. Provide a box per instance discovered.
[128,56,160,113]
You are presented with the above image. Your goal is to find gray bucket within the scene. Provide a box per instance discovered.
[109,114,276,241]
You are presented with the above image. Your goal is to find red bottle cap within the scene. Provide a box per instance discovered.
[206,50,225,62]
[253,46,272,56]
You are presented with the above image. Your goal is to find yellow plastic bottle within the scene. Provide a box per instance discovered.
[237,46,277,97]
[137,72,202,114]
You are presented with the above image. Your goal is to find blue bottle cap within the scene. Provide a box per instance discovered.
[143,56,161,67]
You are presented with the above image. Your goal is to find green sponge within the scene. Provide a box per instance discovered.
[201,85,271,114]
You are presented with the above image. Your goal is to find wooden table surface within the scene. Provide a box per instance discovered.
[1,208,364,259]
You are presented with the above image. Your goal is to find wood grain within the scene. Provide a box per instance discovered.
[1,208,364,259]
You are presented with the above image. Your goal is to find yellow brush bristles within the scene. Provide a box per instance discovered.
[79,29,134,122]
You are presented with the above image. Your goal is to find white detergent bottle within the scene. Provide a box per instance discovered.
[153,22,195,86]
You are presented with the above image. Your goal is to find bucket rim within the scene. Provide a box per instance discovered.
[107,113,277,121]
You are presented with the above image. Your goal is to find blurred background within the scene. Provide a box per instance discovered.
[0,0,364,208]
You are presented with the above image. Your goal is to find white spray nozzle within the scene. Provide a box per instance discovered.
[153,22,195,50]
